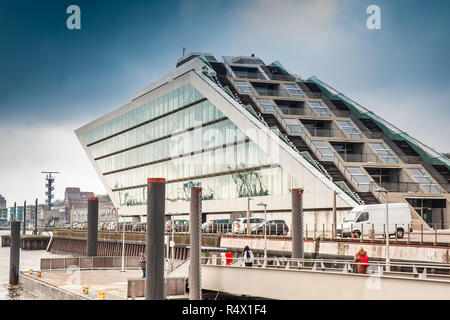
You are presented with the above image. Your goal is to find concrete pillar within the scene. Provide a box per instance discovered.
[247,196,251,235]
[34,199,38,235]
[146,178,166,300]
[23,200,27,234]
[332,190,337,238]
[9,221,21,285]
[291,188,304,259]
[86,197,99,256]
[189,187,202,300]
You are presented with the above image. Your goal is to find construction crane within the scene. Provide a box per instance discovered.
[41,171,59,210]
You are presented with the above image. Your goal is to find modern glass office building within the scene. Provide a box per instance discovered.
[76,53,449,229]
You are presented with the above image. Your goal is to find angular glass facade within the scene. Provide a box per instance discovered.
[78,83,298,207]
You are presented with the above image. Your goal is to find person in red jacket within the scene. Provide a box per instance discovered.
[354,247,369,274]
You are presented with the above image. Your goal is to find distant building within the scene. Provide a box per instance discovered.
[64,187,95,223]
[9,205,37,226]
[0,194,6,209]
[0,195,6,224]
[0,208,7,224]
[71,194,115,223]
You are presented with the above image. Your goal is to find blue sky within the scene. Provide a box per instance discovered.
[0,0,449,205]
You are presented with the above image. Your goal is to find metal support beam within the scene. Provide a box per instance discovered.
[332,190,337,238]
[9,221,21,285]
[146,178,166,300]
[13,202,16,221]
[86,197,98,256]
[291,188,304,260]
[189,187,202,300]
[23,201,27,234]
[34,198,38,235]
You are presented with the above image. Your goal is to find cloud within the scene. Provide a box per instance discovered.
[228,0,341,45]
[0,119,106,207]
[346,85,450,153]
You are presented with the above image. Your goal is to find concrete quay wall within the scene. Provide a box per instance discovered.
[20,272,89,300]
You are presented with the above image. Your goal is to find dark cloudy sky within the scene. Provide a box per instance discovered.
[0,0,449,205]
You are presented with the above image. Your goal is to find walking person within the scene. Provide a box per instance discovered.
[312,235,321,259]
[354,247,369,274]
[139,252,146,278]
[243,245,254,267]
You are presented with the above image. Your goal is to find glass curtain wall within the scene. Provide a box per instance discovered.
[79,83,298,206]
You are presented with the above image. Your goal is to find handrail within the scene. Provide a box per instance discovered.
[202,255,450,277]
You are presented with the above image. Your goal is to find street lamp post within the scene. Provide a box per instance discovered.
[247,197,253,235]
[257,202,268,266]
[118,212,126,272]
[375,187,390,269]
[171,215,175,268]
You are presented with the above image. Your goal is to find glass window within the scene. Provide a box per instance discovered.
[308,101,332,117]
[336,120,363,138]
[235,81,253,94]
[356,212,369,222]
[311,140,335,161]
[368,142,399,164]
[283,119,303,136]
[257,99,277,114]
[346,167,371,192]
[283,84,305,98]
[406,168,442,193]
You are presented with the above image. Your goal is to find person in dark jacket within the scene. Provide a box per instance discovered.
[139,252,146,278]
[243,245,254,267]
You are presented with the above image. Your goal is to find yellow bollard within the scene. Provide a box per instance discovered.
[98,291,105,300]
[28,269,33,275]
[36,271,41,278]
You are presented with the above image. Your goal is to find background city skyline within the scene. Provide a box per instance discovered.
[0,0,449,206]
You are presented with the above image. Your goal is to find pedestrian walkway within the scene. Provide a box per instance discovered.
[25,269,141,299]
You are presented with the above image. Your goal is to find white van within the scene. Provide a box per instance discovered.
[337,203,412,239]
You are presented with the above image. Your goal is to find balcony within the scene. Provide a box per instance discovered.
[375,181,421,193]
[261,65,296,81]
[301,119,346,138]
[305,128,347,138]
[231,66,266,80]
[330,142,380,163]
[337,152,382,163]
[275,100,314,116]
[251,82,290,97]
[297,81,323,99]
[365,167,421,193]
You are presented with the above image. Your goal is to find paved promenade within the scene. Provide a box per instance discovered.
[25,269,142,300]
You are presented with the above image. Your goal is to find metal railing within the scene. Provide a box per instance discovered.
[202,255,450,281]
[253,88,291,97]
[201,222,288,236]
[305,127,347,138]
[337,152,384,163]
[374,181,421,193]
[278,107,315,116]
[233,72,267,80]
[267,73,296,81]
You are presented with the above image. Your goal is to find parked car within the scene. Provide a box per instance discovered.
[201,220,213,233]
[165,219,190,232]
[133,222,146,232]
[118,222,133,231]
[252,220,289,235]
[202,219,233,233]
[232,218,265,234]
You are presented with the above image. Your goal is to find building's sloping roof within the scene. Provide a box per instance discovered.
[308,76,450,171]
